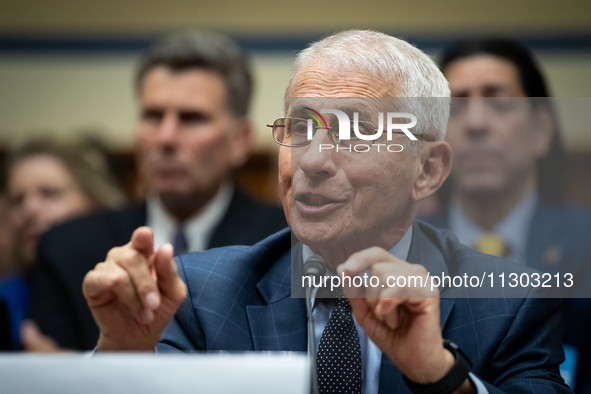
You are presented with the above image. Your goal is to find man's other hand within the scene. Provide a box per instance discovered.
[338,247,475,393]
[82,226,187,351]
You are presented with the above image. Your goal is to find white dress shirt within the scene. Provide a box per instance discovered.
[146,183,234,252]
[302,225,488,393]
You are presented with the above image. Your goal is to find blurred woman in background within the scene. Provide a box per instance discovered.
[0,137,126,349]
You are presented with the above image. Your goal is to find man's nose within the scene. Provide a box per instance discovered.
[157,113,180,146]
[464,98,490,139]
[21,194,43,220]
[299,128,337,178]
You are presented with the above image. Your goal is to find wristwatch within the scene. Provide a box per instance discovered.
[402,339,473,394]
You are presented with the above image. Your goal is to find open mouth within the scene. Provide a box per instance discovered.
[297,194,336,207]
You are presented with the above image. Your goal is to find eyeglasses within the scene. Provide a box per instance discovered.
[267,117,434,148]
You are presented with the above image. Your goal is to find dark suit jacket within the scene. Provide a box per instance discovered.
[422,201,591,393]
[0,300,11,351]
[422,202,591,289]
[159,222,570,393]
[29,188,287,350]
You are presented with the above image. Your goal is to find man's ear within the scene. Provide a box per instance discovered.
[229,116,254,168]
[411,141,452,202]
[532,103,554,159]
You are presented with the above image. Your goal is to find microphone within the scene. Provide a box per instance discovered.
[303,255,326,394]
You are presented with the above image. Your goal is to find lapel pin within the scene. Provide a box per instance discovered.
[544,247,562,266]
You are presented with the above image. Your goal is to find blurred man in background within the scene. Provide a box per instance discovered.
[27,29,287,351]
[422,38,591,392]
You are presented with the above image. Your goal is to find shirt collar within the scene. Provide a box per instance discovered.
[146,182,234,252]
[301,224,413,275]
[303,225,413,307]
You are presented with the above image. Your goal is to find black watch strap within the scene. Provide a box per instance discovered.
[402,339,473,394]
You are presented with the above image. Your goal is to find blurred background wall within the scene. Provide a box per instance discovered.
[1,0,590,200]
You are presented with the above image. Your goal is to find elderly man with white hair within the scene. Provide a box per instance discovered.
[82,31,570,394]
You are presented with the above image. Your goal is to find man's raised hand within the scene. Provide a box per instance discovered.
[82,227,187,351]
[337,247,467,389]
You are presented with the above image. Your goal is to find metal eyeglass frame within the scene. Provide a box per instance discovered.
[267,117,434,148]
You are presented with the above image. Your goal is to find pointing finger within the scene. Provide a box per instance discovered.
[130,227,155,257]
[155,244,187,303]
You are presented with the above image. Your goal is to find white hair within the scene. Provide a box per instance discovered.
[285,30,450,145]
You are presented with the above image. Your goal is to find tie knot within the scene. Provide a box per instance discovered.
[335,297,351,310]
[333,287,350,309]
[332,286,344,298]
[474,232,509,258]
[173,225,188,256]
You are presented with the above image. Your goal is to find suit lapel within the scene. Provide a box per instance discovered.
[246,234,307,352]
[407,223,455,327]
[207,188,244,248]
[526,202,567,271]
[379,223,455,393]
[407,222,450,278]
